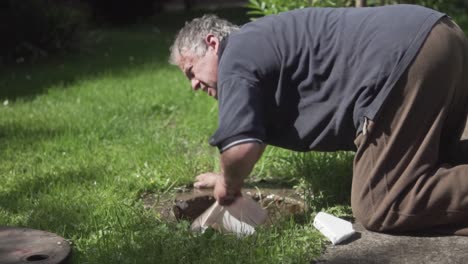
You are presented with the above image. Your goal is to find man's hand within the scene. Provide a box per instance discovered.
[192,143,265,205]
[193,172,241,204]
[214,176,242,205]
[193,172,219,189]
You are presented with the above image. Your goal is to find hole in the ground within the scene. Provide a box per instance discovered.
[142,187,307,224]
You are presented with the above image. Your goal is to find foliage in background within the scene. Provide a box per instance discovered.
[0,0,169,64]
[0,0,90,63]
[82,0,164,25]
[398,0,468,12]
[247,0,466,17]
[247,0,348,17]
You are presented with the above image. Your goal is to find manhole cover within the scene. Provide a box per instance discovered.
[0,227,71,264]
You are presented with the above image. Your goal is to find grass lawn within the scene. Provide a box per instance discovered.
[0,7,466,264]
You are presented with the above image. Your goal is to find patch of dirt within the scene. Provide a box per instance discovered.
[141,187,307,225]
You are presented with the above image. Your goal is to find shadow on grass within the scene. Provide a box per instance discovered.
[0,123,65,161]
[0,23,178,101]
[0,7,250,101]
[0,165,108,235]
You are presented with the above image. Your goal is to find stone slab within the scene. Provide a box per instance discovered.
[313,223,468,264]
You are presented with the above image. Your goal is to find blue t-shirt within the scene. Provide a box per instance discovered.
[210,5,445,152]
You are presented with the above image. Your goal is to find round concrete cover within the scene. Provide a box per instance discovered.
[0,227,71,264]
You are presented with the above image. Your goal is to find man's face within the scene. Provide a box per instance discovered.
[178,35,219,99]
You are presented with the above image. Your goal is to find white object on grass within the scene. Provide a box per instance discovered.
[313,212,356,245]
[191,195,268,236]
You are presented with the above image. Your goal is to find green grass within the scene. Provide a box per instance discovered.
[0,8,347,263]
[1,7,466,264]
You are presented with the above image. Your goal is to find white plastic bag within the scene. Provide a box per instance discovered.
[191,195,268,236]
[313,212,355,245]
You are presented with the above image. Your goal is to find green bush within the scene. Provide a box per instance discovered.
[396,0,464,12]
[247,0,347,17]
[0,0,89,63]
[246,0,464,18]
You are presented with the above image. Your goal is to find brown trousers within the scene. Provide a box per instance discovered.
[352,17,468,235]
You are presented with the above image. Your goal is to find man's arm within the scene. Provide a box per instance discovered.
[214,142,265,205]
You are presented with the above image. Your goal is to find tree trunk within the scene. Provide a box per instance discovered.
[356,0,367,7]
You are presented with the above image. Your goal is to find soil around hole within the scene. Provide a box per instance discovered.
[141,187,307,225]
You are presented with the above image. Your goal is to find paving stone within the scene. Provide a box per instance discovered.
[313,223,468,264]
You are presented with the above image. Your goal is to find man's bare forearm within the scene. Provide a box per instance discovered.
[220,142,266,190]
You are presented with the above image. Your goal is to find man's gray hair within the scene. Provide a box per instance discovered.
[169,14,239,65]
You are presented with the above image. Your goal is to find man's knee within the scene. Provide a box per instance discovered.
[352,204,399,233]
[354,212,381,232]
[352,203,381,232]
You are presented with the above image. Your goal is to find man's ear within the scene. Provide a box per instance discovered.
[204,34,219,52]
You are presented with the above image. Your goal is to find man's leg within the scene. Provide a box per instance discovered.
[352,17,468,235]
